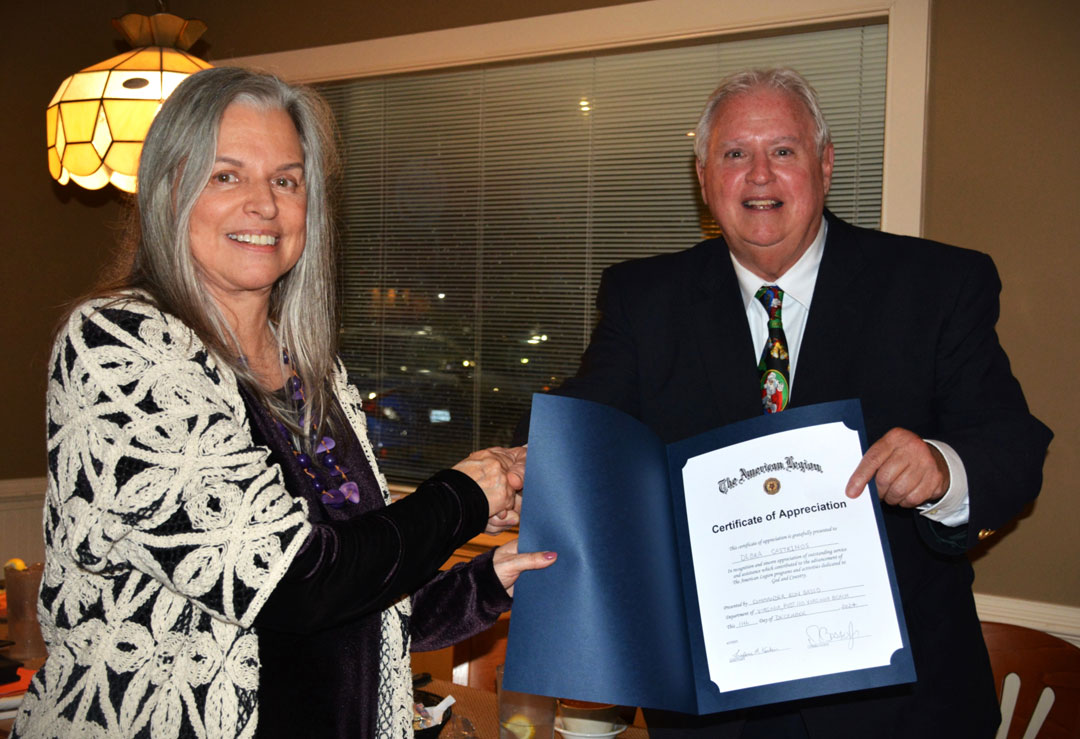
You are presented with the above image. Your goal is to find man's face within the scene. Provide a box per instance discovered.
[696,88,834,281]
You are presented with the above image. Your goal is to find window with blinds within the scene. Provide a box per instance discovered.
[317,23,887,484]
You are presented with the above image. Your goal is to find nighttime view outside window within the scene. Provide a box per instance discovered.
[318,24,886,484]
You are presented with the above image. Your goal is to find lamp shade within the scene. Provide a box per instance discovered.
[46,14,211,193]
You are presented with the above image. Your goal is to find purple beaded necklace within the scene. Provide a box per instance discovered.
[275,351,359,509]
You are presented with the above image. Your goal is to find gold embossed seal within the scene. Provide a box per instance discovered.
[764,477,781,495]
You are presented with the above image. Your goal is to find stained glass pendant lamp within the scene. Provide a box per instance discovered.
[46,12,212,193]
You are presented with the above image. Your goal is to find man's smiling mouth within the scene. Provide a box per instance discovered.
[743,199,783,210]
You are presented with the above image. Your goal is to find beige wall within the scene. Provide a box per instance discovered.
[5,0,1077,605]
[924,0,1080,604]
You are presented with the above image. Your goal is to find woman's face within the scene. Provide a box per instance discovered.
[188,103,307,314]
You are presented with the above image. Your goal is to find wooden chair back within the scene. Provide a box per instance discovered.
[981,621,1080,739]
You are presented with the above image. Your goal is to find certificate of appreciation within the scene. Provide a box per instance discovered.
[503,396,915,715]
[679,422,906,694]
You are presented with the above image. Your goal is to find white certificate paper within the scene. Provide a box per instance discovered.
[506,395,914,715]
[681,421,904,693]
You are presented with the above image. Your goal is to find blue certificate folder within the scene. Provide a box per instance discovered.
[502,395,915,714]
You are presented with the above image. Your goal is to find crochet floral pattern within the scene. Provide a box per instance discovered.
[15,298,312,738]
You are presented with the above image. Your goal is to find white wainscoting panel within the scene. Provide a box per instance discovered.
[0,477,47,567]
[975,593,1080,648]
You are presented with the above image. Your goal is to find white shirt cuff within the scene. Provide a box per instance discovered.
[917,440,969,527]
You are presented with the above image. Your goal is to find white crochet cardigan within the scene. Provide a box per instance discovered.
[13,297,414,738]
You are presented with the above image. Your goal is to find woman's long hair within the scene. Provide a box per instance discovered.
[113,66,342,443]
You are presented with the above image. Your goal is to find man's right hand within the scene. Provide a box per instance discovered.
[845,427,950,507]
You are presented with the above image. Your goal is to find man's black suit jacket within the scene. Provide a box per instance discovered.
[553,211,1052,738]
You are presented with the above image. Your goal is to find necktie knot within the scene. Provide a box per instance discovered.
[755,284,784,322]
[755,285,790,413]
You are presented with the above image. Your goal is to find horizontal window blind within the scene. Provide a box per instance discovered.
[318,23,887,483]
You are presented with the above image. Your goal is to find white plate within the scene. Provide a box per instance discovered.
[554,721,628,738]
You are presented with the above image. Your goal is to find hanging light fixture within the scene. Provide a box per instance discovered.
[46,12,212,193]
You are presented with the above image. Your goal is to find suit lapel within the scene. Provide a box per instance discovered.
[791,213,870,408]
[687,239,763,424]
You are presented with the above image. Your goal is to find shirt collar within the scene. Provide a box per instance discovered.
[731,218,827,311]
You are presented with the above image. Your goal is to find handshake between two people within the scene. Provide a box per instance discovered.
[452,445,557,596]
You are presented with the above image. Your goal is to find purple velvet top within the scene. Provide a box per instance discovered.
[240,386,512,738]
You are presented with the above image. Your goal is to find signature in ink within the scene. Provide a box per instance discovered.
[805,622,859,649]
[729,645,783,662]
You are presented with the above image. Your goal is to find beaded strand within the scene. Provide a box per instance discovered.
[275,351,359,509]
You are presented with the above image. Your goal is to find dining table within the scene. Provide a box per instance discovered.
[0,618,43,739]
[0,610,653,739]
[428,678,649,738]
[0,675,653,738]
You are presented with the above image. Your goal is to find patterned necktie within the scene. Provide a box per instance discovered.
[755,285,790,413]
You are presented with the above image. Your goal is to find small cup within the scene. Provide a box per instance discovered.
[5,562,47,662]
[496,665,555,739]
[557,699,620,734]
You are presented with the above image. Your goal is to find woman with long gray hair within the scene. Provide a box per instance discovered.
[13,66,555,739]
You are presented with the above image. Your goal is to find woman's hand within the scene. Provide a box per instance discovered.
[452,446,527,533]
[492,539,557,597]
[484,491,522,535]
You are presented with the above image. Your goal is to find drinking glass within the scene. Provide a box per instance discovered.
[5,562,47,662]
[496,664,555,739]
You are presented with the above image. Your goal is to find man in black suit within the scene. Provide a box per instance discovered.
[552,68,1052,737]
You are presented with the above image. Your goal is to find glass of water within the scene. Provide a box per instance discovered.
[496,664,555,739]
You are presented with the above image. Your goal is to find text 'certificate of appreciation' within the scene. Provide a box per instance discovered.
[680,422,904,694]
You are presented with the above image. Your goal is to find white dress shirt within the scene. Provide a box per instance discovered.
[730,220,969,527]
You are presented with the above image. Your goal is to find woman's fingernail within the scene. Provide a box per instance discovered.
[543,551,557,561]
